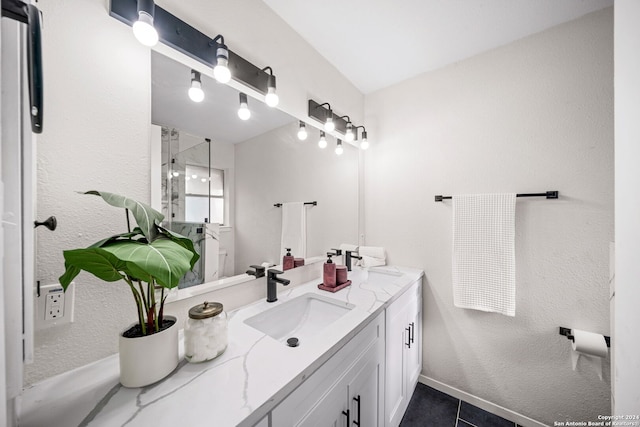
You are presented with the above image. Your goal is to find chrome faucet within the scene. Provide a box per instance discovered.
[267,269,290,302]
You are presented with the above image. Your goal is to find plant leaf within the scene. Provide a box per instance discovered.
[100,238,194,289]
[59,248,129,286]
[157,225,200,269]
[83,191,163,242]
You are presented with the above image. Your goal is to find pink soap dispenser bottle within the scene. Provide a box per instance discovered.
[323,253,337,288]
[283,248,295,271]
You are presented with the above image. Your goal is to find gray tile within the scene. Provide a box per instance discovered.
[458,401,515,427]
[400,383,459,427]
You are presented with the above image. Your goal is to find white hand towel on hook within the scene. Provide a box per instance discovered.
[452,193,516,316]
[280,202,306,259]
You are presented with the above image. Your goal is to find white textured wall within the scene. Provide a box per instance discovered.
[234,122,359,273]
[363,9,613,425]
[28,0,363,385]
[614,0,640,414]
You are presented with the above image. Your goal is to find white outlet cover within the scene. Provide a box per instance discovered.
[35,282,75,330]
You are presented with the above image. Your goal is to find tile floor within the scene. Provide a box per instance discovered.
[400,383,524,427]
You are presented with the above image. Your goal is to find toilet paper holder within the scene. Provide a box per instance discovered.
[559,327,610,347]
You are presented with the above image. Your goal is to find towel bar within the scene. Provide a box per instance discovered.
[434,191,558,202]
[274,201,317,207]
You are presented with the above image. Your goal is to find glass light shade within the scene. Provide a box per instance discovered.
[318,135,327,149]
[132,12,158,47]
[297,128,308,141]
[335,143,344,156]
[172,171,179,177]
[360,138,370,150]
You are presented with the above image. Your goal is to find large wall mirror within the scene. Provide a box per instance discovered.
[151,52,360,291]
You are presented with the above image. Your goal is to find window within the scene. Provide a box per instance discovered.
[184,165,225,224]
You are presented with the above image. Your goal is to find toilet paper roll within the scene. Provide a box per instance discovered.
[570,329,608,380]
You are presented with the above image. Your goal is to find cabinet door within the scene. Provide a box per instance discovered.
[385,299,409,427]
[348,349,384,427]
[295,381,348,427]
[406,283,422,390]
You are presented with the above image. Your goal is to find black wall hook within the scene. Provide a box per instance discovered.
[34,215,56,231]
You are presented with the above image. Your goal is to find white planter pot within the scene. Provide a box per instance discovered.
[118,315,179,388]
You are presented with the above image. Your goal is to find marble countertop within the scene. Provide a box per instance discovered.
[19,266,423,427]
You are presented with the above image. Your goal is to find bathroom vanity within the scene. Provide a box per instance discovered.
[18,266,423,427]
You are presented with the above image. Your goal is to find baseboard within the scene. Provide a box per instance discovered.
[419,375,549,427]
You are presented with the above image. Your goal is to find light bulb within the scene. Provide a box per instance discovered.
[238,104,251,120]
[265,87,279,108]
[172,171,179,177]
[324,116,335,132]
[133,11,158,47]
[188,72,204,103]
[335,140,344,156]
[318,132,327,149]
[238,93,251,120]
[201,178,207,183]
[185,176,191,181]
[214,62,231,83]
[192,174,198,179]
[360,131,369,150]
[213,42,231,83]
[297,122,308,141]
[345,123,354,142]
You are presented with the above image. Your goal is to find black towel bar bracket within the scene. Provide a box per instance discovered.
[435,191,558,202]
[559,326,610,348]
[274,201,317,208]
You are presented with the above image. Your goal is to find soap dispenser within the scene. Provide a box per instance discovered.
[283,248,295,271]
[323,253,337,288]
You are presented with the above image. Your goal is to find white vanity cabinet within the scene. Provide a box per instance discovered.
[271,312,385,426]
[384,279,422,427]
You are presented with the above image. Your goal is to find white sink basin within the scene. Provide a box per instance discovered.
[244,293,355,346]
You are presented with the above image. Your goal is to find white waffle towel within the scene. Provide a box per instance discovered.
[357,246,386,268]
[452,193,516,316]
[280,202,306,259]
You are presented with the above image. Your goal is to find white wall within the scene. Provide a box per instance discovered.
[234,122,359,273]
[27,0,363,385]
[614,0,640,414]
[364,9,613,425]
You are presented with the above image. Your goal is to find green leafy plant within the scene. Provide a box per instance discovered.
[59,191,199,336]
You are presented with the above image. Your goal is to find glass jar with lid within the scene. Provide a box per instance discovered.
[184,301,228,363]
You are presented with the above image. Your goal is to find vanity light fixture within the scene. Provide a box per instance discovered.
[335,140,344,156]
[318,131,327,149]
[356,126,369,150]
[188,70,205,103]
[297,121,308,141]
[192,174,198,179]
[262,67,279,107]
[308,100,352,137]
[132,0,159,47]
[238,93,251,121]
[200,178,207,183]
[211,35,231,84]
[172,171,179,177]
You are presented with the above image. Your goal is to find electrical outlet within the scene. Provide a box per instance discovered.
[35,282,75,330]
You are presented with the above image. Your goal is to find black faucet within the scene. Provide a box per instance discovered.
[345,250,362,271]
[246,265,265,278]
[267,269,291,303]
